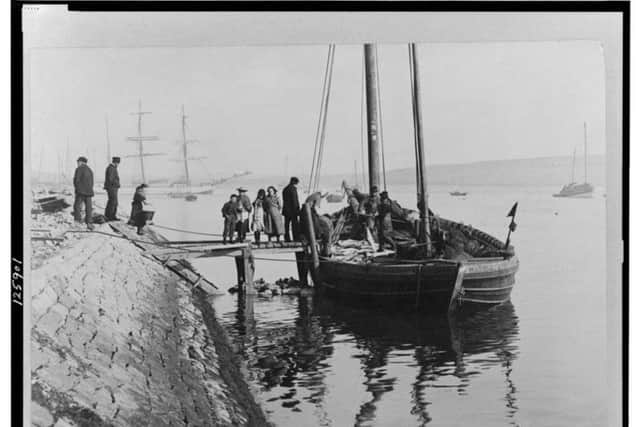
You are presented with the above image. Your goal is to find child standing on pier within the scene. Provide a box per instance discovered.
[222,194,240,244]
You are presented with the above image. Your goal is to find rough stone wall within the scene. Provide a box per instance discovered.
[31,227,267,426]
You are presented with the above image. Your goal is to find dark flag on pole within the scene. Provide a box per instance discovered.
[504,202,518,249]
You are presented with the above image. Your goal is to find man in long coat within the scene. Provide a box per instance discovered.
[103,156,121,221]
[282,176,300,242]
[73,156,94,230]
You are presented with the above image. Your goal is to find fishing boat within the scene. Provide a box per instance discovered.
[553,123,594,198]
[449,190,468,197]
[306,44,519,311]
[32,193,70,214]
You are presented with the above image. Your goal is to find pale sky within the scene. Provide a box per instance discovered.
[26,11,607,182]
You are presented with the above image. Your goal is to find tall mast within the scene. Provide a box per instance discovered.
[126,100,162,183]
[65,139,70,183]
[583,121,588,183]
[354,159,359,188]
[409,43,431,253]
[172,105,204,187]
[364,44,381,191]
[105,115,111,164]
[571,147,576,183]
[181,105,191,187]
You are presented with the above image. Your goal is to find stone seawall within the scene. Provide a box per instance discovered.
[30,225,268,426]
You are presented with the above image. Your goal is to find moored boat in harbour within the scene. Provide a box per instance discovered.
[305,43,519,312]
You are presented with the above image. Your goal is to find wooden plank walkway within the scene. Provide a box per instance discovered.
[144,239,306,260]
[109,222,221,294]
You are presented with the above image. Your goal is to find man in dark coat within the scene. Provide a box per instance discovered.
[73,156,94,230]
[221,194,240,244]
[282,177,300,242]
[376,191,396,252]
[103,156,121,221]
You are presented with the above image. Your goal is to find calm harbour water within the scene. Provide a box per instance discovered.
[107,182,606,426]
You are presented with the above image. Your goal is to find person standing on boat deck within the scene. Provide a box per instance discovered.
[236,187,252,242]
[377,191,396,252]
[362,185,380,238]
[103,156,121,221]
[282,177,301,242]
[73,156,95,230]
[252,189,266,243]
[301,192,333,256]
[128,183,150,235]
[264,186,285,242]
[222,194,240,244]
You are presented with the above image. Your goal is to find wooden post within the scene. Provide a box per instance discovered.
[235,255,245,287]
[295,251,309,286]
[243,247,255,294]
[364,44,381,191]
[302,204,320,284]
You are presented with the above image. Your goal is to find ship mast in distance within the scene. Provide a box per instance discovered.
[172,105,206,188]
[125,100,164,184]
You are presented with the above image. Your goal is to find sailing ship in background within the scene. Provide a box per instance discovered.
[123,101,215,199]
[449,190,468,197]
[305,43,519,311]
[166,105,214,201]
[553,122,594,198]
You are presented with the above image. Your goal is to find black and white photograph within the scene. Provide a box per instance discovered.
[14,3,628,427]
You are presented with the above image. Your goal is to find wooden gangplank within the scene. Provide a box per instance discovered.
[145,239,306,260]
[109,222,221,294]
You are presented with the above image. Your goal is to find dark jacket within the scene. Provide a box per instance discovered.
[73,164,94,196]
[221,201,239,221]
[282,183,300,218]
[104,164,120,190]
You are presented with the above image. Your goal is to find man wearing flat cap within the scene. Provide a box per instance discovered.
[73,156,95,229]
[104,156,121,221]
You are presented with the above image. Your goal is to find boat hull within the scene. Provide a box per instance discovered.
[552,182,594,198]
[315,256,519,310]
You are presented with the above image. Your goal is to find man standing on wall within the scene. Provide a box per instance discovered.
[282,176,301,242]
[104,156,121,221]
[73,156,95,230]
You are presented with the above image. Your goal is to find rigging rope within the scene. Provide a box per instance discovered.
[308,44,335,194]
[313,44,335,193]
[360,51,367,191]
[374,45,388,191]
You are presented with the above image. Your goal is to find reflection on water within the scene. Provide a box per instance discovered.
[214,293,520,426]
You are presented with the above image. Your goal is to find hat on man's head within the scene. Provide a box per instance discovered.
[370,185,379,193]
[290,177,299,184]
[112,157,121,163]
[237,187,248,193]
[77,156,88,163]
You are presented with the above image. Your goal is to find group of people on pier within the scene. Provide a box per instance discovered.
[71,154,406,252]
[72,155,150,235]
[222,177,302,244]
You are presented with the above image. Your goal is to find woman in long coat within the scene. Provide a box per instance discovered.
[252,189,266,243]
[128,183,151,235]
[264,186,285,242]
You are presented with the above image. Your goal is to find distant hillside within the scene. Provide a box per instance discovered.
[32,155,607,190]
[384,155,606,187]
